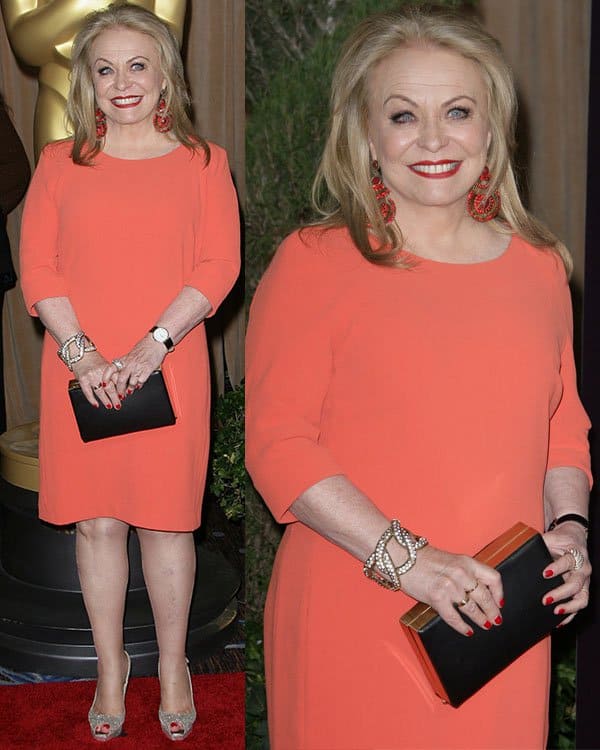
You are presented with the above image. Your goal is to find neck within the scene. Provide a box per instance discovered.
[103,122,176,159]
[393,201,503,263]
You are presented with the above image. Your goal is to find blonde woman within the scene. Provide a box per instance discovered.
[19,2,239,741]
[246,6,590,749]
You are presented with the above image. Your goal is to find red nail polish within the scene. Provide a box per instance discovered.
[115,403,121,410]
[545,596,554,605]
[544,569,554,578]
[466,629,474,637]
[127,388,133,395]
[558,608,566,615]
[118,394,124,400]
[494,615,503,625]
[484,621,492,629]
[93,402,99,408]
[499,598,505,608]
[102,382,107,387]
[106,403,112,409]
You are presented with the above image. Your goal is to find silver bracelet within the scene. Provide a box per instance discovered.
[363,519,428,591]
[57,331,96,371]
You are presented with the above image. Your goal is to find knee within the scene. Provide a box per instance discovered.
[77,517,128,542]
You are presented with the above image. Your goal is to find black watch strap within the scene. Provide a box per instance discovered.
[547,513,589,533]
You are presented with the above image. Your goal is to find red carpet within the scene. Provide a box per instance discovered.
[0,672,244,749]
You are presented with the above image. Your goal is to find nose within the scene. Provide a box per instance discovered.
[417,116,448,152]
[114,68,131,91]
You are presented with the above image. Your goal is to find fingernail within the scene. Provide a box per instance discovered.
[544,569,554,578]
[466,629,474,637]
[127,388,133,395]
[494,615,503,625]
[558,608,566,615]
[484,621,492,629]
[545,596,554,605]
[106,403,112,410]
[118,394,124,400]
[499,598,505,608]
[115,403,121,410]
[102,382,107,387]
[93,403,99,408]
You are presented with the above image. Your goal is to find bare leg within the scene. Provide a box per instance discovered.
[76,517,130,716]
[137,528,196,712]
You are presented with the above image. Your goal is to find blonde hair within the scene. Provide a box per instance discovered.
[312,5,572,275]
[67,1,208,165]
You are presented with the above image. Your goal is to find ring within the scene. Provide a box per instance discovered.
[457,597,469,608]
[465,581,479,595]
[568,547,585,571]
[113,358,124,371]
[93,383,102,390]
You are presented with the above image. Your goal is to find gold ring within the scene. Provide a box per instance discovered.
[465,581,479,595]
[568,547,585,571]
[457,597,469,607]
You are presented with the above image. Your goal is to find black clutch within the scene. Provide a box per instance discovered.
[68,369,176,443]
[400,522,566,707]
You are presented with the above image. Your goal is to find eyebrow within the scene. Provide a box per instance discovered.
[383,94,477,107]
[93,55,151,65]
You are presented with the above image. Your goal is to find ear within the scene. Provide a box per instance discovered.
[368,138,378,165]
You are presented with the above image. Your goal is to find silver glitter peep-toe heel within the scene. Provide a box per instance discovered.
[158,659,197,741]
[88,651,131,742]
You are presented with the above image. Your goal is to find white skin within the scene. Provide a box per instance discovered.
[35,26,209,736]
[291,45,590,637]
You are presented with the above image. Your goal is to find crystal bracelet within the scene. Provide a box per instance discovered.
[363,519,428,591]
[57,331,96,371]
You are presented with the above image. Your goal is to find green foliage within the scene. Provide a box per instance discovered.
[548,630,576,749]
[246,619,270,750]
[209,384,244,522]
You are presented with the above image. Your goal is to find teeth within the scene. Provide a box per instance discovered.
[411,162,459,174]
[113,96,141,105]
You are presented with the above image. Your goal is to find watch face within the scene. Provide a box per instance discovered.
[152,327,169,343]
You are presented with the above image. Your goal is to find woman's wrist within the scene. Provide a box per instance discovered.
[547,513,589,535]
[57,331,96,371]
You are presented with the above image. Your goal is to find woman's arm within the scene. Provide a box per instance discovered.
[291,474,503,637]
[34,295,120,409]
[541,467,591,623]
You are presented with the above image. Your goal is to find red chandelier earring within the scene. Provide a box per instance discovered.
[466,167,500,222]
[371,160,396,224]
[153,93,173,133]
[95,108,107,139]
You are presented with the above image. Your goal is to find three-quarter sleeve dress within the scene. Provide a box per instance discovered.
[20,140,240,531]
[246,226,591,750]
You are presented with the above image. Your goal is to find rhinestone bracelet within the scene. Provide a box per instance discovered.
[57,331,96,371]
[363,519,428,591]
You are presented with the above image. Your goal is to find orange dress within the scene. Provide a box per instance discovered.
[20,140,240,531]
[246,227,591,750]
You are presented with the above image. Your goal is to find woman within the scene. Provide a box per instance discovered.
[19,2,239,742]
[246,6,591,749]
[0,95,30,433]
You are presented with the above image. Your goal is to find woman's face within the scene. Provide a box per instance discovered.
[367,44,492,214]
[90,26,166,131]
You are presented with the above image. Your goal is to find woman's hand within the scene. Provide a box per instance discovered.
[542,522,591,625]
[102,335,167,398]
[400,545,504,637]
[71,351,121,409]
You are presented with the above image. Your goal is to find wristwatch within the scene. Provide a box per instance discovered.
[149,326,174,352]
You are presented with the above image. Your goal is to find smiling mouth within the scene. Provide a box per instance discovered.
[409,160,462,178]
[110,96,143,108]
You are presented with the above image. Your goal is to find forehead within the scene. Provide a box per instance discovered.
[90,26,159,62]
[367,44,487,106]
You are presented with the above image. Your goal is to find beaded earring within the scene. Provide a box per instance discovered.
[153,93,173,133]
[371,160,396,224]
[95,108,107,139]
[466,167,501,222]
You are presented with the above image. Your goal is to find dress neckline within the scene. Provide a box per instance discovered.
[98,143,184,163]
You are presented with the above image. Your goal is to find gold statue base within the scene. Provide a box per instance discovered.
[0,422,39,493]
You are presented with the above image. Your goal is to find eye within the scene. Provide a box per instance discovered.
[131,61,146,71]
[448,106,471,120]
[390,111,415,124]
[97,66,112,76]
